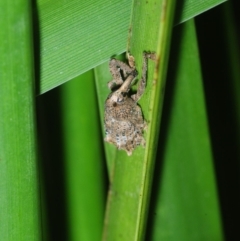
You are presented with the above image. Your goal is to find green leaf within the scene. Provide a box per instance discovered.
[37,0,132,94]
[0,1,41,240]
[60,71,106,241]
[148,19,223,241]
[37,0,227,94]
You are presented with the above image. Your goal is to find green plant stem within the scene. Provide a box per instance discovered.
[101,0,176,240]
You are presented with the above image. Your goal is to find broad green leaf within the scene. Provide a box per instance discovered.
[99,0,176,240]
[60,71,106,241]
[37,0,132,94]
[0,1,41,240]
[37,0,227,94]
[147,19,223,241]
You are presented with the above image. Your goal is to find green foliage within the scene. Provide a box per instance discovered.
[2,0,239,240]
[0,0,41,240]
[61,71,106,241]
[37,0,227,94]
[148,20,223,241]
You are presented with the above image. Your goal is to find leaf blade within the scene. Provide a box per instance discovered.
[61,71,106,241]
[148,19,224,240]
[37,0,227,94]
[0,1,41,240]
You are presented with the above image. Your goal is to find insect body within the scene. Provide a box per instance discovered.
[104,52,155,155]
